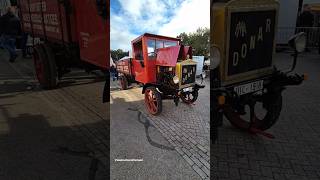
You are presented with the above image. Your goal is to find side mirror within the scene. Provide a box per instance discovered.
[211,45,221,70]
[288,32,307,53]
[286,32,306,73]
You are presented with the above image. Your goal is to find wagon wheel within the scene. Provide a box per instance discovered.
[33,45,57,89]
[144,87,162,115]
[119,75,128,90]
[224,92,282,131]
[180,90,198,104]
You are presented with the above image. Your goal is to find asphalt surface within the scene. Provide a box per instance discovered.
[110,83,202,180]
[0,50,108,180]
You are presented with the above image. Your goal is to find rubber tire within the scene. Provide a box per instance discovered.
[180,90,198,104]
[42,44,58,88]
[119,75,128,90]
[144,87,162,115]
[33,45,57,89]
[255,93,283,130]
[225,93,282,131]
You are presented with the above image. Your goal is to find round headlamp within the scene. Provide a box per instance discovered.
[173,76,179,84]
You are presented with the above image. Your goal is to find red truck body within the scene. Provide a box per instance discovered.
[19,0,109,69]
[117,33,184,84]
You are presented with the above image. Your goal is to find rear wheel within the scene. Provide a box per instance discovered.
[224,92,282,131]
[144,87,162,115]
[33,45,57,89]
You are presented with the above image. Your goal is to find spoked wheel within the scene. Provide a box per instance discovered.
[33,45,57,89]
[224,92,282,131]
[119,75,128,90]
[144,87,162,115]
[180,90,198,104]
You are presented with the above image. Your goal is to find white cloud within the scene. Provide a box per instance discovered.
[158,0,210,37]
[111,0,210,50]
[110,14,137,51]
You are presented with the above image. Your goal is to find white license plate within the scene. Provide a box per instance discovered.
[234,80,263,96]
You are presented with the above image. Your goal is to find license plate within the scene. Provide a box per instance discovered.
[234,80,263,96]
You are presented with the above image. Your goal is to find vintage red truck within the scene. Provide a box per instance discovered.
[116,33,205,115]
[18,0,109,89]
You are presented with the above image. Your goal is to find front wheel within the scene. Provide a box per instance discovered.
[144,87,162,115]
[224,92,282,131]
[180,90,198,104]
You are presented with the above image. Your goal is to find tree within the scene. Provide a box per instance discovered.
[110,49,129,61]
[177,28,210,58]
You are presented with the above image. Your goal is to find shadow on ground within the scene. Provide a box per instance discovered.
[0,103,109,180]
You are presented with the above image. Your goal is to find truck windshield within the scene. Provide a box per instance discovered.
[147,39,179,59]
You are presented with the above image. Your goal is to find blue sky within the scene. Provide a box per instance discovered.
[110,0,209,51]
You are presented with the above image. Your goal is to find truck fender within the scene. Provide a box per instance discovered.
[142,84,152,94]
[142,84,160,94]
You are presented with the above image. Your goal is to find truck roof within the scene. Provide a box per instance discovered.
[132,33,181,44]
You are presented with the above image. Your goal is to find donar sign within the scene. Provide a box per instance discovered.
[228,10,276,76]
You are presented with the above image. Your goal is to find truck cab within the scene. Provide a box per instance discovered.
[131,33,180,84]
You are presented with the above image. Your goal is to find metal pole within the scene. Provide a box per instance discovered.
[296,0,304,28]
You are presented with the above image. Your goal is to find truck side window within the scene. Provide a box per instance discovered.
[164,41,178,47]
[133,41,143,60]
[147,39,156,60]
[156,40,164,49]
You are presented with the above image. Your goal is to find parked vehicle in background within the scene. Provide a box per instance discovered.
[116,33,205,115]
[18,0,109,89]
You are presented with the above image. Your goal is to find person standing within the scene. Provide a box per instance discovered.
[0,6,21,62]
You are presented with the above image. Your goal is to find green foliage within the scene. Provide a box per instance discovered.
[177,28,210,57]
[111,49,129,61]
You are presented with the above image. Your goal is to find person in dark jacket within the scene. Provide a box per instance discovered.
[0,6,21,62]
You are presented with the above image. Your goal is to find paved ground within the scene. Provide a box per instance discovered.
[0,50,108,179]
[110,76,210,179]
[212,51,320,180]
